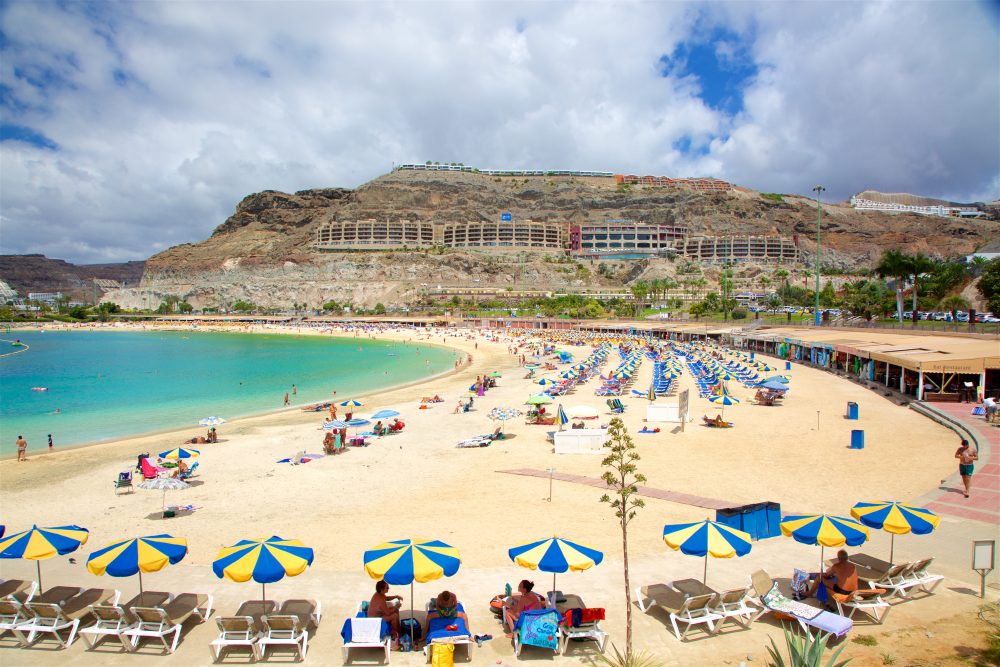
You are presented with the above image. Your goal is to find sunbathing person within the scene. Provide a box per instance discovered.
[807,549,859,604]
[502,580,547,638]
[424,590,470,640]
[705,414,728,427]
[367,580,403,639]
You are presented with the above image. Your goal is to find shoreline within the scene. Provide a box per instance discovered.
[2,322,478,461]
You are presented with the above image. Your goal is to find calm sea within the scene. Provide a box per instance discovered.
[0,329,458,454]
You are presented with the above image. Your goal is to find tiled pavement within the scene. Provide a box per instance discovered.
[918,402,1000,526]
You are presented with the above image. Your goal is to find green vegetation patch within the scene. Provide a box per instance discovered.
[761,193,785,203]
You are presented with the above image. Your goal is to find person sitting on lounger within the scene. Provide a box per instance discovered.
[423,590,471,641]
[374,420,385,437]
[706,414,727,427]
[503,580,547,638]
[368,580,403,639]
[807,549,858,604]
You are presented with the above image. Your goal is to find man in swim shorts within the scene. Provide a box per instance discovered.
[955,439,978,498]
[16,435,27,461]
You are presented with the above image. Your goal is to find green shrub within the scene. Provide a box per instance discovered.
[731,307,748,319]
[766,626,851,667]
[762,192,785,203]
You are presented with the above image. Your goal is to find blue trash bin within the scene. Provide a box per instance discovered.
[715,508,741,531]
[752,503,769,541]
[764,502,782,538]
[847,402,859,420]
[785,361,792,370]
[738,506,757,540]
[850,430,865,449]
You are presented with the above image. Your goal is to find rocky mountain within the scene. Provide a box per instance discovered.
[105,169,997,309]
[0,254,146,303]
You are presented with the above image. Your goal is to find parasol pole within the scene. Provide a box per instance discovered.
[139,570,143,595]
[703,554,708,585]
[409,581,415,646]
[37,561,43,594]
[890,534,895,565]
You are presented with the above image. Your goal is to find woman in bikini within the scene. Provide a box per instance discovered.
[503,579,547,638]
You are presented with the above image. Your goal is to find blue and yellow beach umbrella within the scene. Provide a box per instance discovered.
[780,514,869,571]
[363,538,461,641]
[556,404,569,429]
[0,524,89,592]
[850,501,939,563]
[213,536,314,600]
[662,520,752,583]
[159,447,200,460]
[87,534,188,593]
[339,399,363,407]
[509,537,604,602]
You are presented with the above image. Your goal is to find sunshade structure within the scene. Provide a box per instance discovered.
[526,394,553,406]
[508,537,603,603]
[339,399,363,407]
[757,380,789,392]
[138,477,190,517]
[158,447,200,460]
[199,416,226,427]
[648,384,656,402]
[87,534,188,593]
[488,371,503,378]
[780,514,870,571]
[536,378,560,386]
[363,539,461,644]
[662,520,752,584]
[487,407,521,434]
[0,524,89,592]
[850,501,940,563]
[213,536,314,601]
[370,409,401,420]
[708,393,739,418]
[557,404,569,430]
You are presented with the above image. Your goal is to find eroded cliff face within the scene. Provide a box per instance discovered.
[106,170,997,309]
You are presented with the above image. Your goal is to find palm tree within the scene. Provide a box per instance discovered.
[875,250,910,322]
[940,295,970,322]
[630,281,649,318]
[908,254,937,324]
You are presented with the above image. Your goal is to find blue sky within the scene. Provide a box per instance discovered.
[0,1,997,263]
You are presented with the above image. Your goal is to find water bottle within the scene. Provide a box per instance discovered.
[505,582,512,597]
[400,634,411,652]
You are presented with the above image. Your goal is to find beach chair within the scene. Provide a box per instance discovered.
[79,591,171,651]
[14,588,121,648]
[830,588,891,625]
[556,594,608,655]
[422,598,473,661]
[340,617,391,664]
[706,585,760,632]
[126,592,213,653]
[901,558,945,596]
[635,585,719,641]
[606,398,625,414]
[749,570,852,641]
[208,599,275,663]
[114,470,134,494]
[0,599,36,642]
[512,608,561,657]
[0,579,37,602]
[856,562,916,600]
[258,598,320,661]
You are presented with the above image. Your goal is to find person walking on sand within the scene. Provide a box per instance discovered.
[955,439,979,498]
[16,435,27,461]
[283,392,290,406]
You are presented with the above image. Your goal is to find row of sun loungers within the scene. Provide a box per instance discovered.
[636,557,945,643]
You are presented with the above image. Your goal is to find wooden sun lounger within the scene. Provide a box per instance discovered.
[258,599,321,661]
[636,584,720,641]
[0,579,38,603]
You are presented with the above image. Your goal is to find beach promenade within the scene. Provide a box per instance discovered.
[0,323,996,665]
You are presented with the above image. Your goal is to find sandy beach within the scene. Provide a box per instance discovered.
[0,323,995,665]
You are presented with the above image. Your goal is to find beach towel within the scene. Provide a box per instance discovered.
[514,609,560,651]
[761,583,853,637]
[340,617,388,643]
[972,406,985,416]
[562,607,605,627]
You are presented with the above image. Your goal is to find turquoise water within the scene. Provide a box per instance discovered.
[0,330,458,454]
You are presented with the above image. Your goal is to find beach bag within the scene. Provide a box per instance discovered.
[431,643,455,667]
[791,569,811,600]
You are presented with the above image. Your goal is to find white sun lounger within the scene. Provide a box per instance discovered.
[707,585,760,631]
[80,591,173,651]
[126,592,213,653]
[258,599,321,661]
[209,599,276,662]
[15,588,121,648]
[342,617,391,664]
[636,585,720,641]
[0,579,38,603]
[556,593,608,654]
[750,570,852,641]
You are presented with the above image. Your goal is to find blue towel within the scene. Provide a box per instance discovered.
[514,609,560,650]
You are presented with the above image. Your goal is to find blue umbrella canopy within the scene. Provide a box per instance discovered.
[508,537,604,603]
[780,514,869,571]
[0,524,90,592]
[323,420,349,430]
[213,536,314,601]
[850,501,940,563]
[87,534,188,593]
[345,418,370,427]
[339,400,363,407]
[757,380,789,392]
[662,520,752,584]
[370,409,401,420]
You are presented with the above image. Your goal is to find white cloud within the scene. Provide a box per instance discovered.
[0,0,996,263]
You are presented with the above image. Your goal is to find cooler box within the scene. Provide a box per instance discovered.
[850,430,865,449]
[846,402,859,420]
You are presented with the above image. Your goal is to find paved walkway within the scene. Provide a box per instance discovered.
[497,468,738,510]
[916,402,1000,525]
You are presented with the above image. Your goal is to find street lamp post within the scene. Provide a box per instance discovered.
[813,185,825,326]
